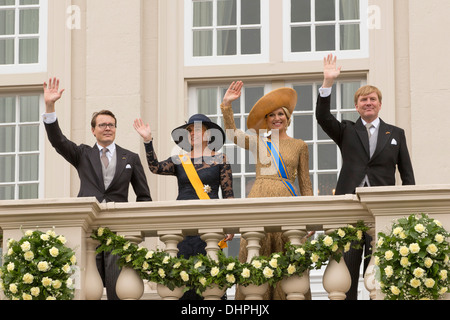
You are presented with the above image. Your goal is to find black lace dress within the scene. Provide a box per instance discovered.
[144,141,234,298]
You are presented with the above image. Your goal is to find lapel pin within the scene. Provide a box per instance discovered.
[386,131,391,135]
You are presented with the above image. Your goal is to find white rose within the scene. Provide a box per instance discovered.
[49,247,59,257]
[426,244,438,255]
[435,234,444,243]
[42,277,52,287]
[226,274,236,284]
[251,260,262,269]
[287,264,296,275]
[30,287,40,297]
[399,246,409,257]
[384,266,393,278]
[37,261,50,272]
[337,229,346,238]
[21,241,31,252]
[52,280,62,289]
[241,268,251,278]
[23,273,34,284]
[384,250,394,261]
[180,271,189,282]
[263,267,274,279]
[210,267,220,277]
[269,258,278,268]
[40,234,50,241]
[409,243,420,254]
[7,262,14,272]
[24,251,34,261]
[424,278,435,288]
[323,236,333,247]
[226,263,235,271]
[414,223,425,233]
[9,283,18,294]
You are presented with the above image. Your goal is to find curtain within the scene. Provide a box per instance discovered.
[339,0,360,50]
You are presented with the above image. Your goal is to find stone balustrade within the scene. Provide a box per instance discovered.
[1,185,450,300]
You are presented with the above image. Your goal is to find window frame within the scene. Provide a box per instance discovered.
[0,0,48,74]
[184,0,270,66]
[283,0,369,62]
[0,92,45,200]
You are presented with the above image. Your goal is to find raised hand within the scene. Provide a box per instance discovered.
[43,78,65,112]
[222,81,243,106]
[133,118,153,142]
[322,54,342,88]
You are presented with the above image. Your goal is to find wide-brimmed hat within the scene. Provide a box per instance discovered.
[247,88,297,131]
[171,114,226,152]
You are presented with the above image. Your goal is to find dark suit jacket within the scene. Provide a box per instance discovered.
[45,120,152,203]
[316,94,415,195]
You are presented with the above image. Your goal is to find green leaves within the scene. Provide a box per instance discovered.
[1,230,77,300]
[374,213,450,300]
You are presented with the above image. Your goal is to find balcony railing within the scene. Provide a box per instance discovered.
[1,185,450,300]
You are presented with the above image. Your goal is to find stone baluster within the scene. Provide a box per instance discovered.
[157,231,185,300]
[115,233,145,300]
[322,226,351,300]
[200,229,227,300]
[239,228,267,300]
[84,237,104,300]
[363,226,377,300]
[282,226,307,246]
[158,231,184,257]
[241,227,265,262]
[200,229,225,262]
[281,226,310,300]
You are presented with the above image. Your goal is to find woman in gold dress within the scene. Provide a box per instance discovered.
[221,81,313,300]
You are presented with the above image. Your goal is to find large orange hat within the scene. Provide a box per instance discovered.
[246,88,297,131]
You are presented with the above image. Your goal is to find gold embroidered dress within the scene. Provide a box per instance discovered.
[221,103,313,300]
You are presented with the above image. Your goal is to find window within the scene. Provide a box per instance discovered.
[188,79,365,197]
[0,93,44,200]
[0,0,47,73]
[283,0,368,61]
[287,80,364,195]
[185,0,269,66]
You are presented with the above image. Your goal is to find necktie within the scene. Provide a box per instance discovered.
[365,123,374,138]
[101,148,109,168]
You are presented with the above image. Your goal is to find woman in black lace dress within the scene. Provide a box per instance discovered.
[134,114,234,299]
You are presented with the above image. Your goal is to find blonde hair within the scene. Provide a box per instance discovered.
[282,107,292,127]
[354,85,382,105]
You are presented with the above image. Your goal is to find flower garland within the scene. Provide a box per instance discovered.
[91,222,368,293]
[374,213,450,300]
[0,230,77,300]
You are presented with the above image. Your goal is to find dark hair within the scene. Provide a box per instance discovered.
[91,110,117,128]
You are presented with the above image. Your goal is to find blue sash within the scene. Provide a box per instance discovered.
[262,138,298,196]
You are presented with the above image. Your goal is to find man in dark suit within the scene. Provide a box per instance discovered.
[43,78,152,299]
[316,55,415,299]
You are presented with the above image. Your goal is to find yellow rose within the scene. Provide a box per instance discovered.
[251,260,262,269]
[337,229,346,238]
[439,270,448,280]
[22,293,32,300]
[269,258,278,268]
[199,277,207,286]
